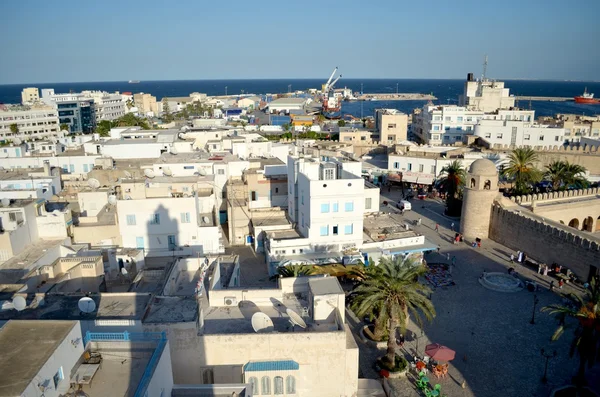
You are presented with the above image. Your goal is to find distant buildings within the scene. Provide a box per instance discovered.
[412,104,483,145]
[82,90,126,122]
[459,72,515,112]
[0,103,60,141]
[21,87,40,105]
[134,92,158,116]
[267,98,308,114]
[40,89,96,133]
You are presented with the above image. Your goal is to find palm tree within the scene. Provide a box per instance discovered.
[351,257,435,364]
[502,148,541,195]
[272,264,314,279]
[437,160,466,209]
[544,161,588,190]
[542,278,600,384]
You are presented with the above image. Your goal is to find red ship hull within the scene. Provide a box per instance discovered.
[574,96,600,104]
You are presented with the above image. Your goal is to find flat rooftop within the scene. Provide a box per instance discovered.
[202,293,339,334]
[143,296,198,323]
[309,277,344,295]
[0,320,77,396]
[0,293,152,321]
[158,151,242,164]
[0,239,71,284]
[0,169,53,181]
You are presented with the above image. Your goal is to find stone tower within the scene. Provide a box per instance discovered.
[460,159,499,241]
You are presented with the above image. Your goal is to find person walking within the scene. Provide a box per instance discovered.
[435,223,439,232]
[450,222,455,231]
[537,264,542,274]
[543,265,548,277]
[510,253,515,262]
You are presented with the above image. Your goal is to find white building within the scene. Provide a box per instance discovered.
[85,129,180,159]
[0,320,174,397]
[21,87,40,105]
[459,72,516,112]
[375,108,408,144]
[0,104,60,142]
[82,90,127,121]
[0,163,62,200]
[267,98,308,114]
[475,110,566,148]
[413,104,484,145]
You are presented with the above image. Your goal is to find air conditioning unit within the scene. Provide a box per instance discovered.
[224,297,237,306]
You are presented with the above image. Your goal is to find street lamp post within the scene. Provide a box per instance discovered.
[540,348,557,383]
[530,294,539,324]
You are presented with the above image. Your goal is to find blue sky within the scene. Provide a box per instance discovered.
[1,0,599,84]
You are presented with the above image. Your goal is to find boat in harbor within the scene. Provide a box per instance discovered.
[574,88,600,104]
[321,67,343,119]
[128,80,140,84]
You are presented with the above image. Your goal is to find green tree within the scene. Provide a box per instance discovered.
[564,163,588,189]
[60,123,69,132]
[502,148,541,195]
[351,257,435,364]
[125,100,134,109]
[9,123,18,134]
[282,123,290,132]
[113,113,150,129]
[338,119,346,127]
[161,98,173,122]
[542,278,600,384]
[272,264,314,279]
[544,161,568,191]
[96,120,113,137]
[437,160,466,210]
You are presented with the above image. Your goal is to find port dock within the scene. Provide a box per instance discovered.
[353,93,436,101]
[515,96,572,102]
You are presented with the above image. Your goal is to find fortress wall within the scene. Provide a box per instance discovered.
[489,205,600,280]
[509,187,599,205]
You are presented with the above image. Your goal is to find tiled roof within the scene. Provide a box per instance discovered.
[243,360,299,372]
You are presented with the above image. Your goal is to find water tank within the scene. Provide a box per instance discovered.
[467,73,474,82]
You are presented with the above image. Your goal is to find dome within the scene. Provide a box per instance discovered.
[468,159,498,176]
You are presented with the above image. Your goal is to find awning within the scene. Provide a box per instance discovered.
[244,360,299,372]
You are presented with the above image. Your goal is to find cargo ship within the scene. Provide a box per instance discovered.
[574,88,600,104]
[321,67,343,119]
[128,80,140,84]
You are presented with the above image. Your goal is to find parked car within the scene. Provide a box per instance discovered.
[397,200,412,211]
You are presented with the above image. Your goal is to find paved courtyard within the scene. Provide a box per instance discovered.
[347,187,599,397]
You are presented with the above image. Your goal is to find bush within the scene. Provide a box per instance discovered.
[379,355,408,372]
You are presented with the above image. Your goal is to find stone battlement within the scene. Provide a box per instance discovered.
[486,143,600,154]
[509,187,600,205]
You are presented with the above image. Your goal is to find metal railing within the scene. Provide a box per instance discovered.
[83,331,168,397]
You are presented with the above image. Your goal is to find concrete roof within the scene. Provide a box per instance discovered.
[0,320,77,396]
[308,277,344,295]
[0,239,72,284]
[268,98,307,106]
[143,296,198,323]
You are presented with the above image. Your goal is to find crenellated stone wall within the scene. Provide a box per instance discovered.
[489,205,600,280]
[509,187,600,205]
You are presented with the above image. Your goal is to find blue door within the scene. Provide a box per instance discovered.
[168,235,176,250]
[136,237,144,249]
[219,211,227,225]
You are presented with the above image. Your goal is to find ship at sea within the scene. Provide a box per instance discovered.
[574,88,600,104]
[321,67,342,119]
[128,80,140,84]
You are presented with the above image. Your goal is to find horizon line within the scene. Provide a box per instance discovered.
[1,77,599,86]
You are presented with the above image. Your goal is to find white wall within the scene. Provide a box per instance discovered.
[475,119,565,147]
[21,322,84,397]
[146,340,175,397]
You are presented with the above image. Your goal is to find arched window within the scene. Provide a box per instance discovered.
[248,377,258,395]
[484,180,491,190]
[470,178,476,188]
[568,218,579,229]
[273,376,284,395]
[202,368,214,384]
[261,376,270,395]
[286,375,296,394]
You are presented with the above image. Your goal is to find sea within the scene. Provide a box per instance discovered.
[1,79,600,118]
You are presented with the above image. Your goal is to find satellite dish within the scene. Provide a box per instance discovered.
[144,169,155,178]
[78,297,96,313]
[286,308,307,329]
[163,167,173,176]
[88,178,100,189]
[178,132,188,139]
[121,267,128,275]
[108,195,117,205]
[202,216,210,224]
[124,171,132,178]
[198,168,207,176]
[170,147,178,155]
[251,312,274,333]
[13,137,22,145]
[52,209,61,216]
[12,296,26,311]
[1,198,10,207]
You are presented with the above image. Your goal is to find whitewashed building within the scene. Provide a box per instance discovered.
[413,104,484,145]
[82,90,127,121]
[458,72,516,112]
[0,104,60,142]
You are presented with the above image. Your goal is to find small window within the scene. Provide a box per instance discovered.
[261,376,271,395]
[251,191,257,201]
[183,166,194,170]
[320,225,329,236]
[524,134,531,140]
[431,165,435,174]
[126,215,136,226]
[248,377,258,394]
[286,376,296,394]
[217,169,225,175]
[150,213,160,225]
[274,376,284,395]
[496,134,503,139]
[345,202,354,212]
[419,164,424,172]
[555,136,560,141]
[365,197,372,210]
[407,163,412,171]
[333,225,338,235]
[539,135,544,141]
[387,123,396,129]
[344,224,353,235]
[332,202,339,212]
[275,187,279,193]
[393,162,399,169]
[53,367,64,389]
[202,368,214,384]
[180,212,191,223]
[320,203,330,213]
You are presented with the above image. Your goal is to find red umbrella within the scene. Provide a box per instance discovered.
[425,343,456,361]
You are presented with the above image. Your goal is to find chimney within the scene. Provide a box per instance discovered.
[43,161,51,176]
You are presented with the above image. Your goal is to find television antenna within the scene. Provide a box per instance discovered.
[78,297,96,314]
[87,178,101,190]
[12,296,27,311]
[251,312,274,333]
[286,308,307,329]
[144,169,155,178]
